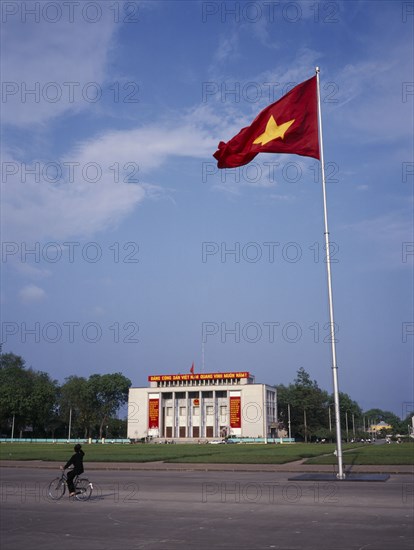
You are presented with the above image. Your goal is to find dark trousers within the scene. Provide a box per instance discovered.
[67,470,78,493]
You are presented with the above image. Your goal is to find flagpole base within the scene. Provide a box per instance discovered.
[288,473,390,482]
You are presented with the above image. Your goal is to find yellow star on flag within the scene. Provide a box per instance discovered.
[253,115,295,146]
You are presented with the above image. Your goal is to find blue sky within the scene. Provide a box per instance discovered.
[1,0,413,419]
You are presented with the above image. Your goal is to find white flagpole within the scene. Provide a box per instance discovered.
[315,67,345,479]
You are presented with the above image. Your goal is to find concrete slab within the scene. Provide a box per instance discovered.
[288,473,391,481]
[1,466,413,550]
[1,459,413,474]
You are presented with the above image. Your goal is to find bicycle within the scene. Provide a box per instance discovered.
[48,470,93,501]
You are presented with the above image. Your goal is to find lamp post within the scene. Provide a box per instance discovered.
[328,403,335,432]
[345,411,349,442]
[67,407,72,442]
[11,413,15,441]
[304,408,307,443]
[328,403,335,442]
[287,404,291,440]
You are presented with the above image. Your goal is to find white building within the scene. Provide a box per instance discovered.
[127,371,277,441]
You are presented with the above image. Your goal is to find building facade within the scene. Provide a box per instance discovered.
[127,371,277,441]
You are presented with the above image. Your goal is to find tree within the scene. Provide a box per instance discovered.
[363,408,409,435]
[105,417,127,439]
[277,368,329,442]
[88,373,131,438]
[26,369,59,436]
[59,376,97,438]
[1,352,132,439]
[0,353,58,437]
[0,353,32,435]
[331,392,362,441]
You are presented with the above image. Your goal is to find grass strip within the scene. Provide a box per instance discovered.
[304,442,414,465]
[3,442,412,465]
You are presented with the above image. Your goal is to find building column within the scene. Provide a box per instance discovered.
[199,390,203,438]
[214,390,218,438]
[187,391,191,439]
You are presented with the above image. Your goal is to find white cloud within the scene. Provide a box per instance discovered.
[90,306,106,317]
[330,51,413,142]
[1,8,118,126]
[2,175,146,242]
[210,30,241,67]
[14,263,52,280]
[19,284,46,304]
[69,122,218,173]
[1,114,218,242]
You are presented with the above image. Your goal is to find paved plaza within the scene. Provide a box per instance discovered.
[1,463,413,550]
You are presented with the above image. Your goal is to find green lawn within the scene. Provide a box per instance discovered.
[305,442,414,466]
[1,441,412,465]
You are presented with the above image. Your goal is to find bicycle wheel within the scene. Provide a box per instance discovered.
[75,478,93,501]
[48,477,66,500]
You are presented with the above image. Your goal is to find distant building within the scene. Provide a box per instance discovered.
[369,421,392,433]
[127,371,277,440]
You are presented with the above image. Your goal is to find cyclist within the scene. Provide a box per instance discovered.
[61,443,85,497]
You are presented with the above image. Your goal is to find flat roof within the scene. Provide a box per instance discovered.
[148,371,250,382]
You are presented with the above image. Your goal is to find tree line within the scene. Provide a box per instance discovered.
[276,367,412,441]
[0,353,411,441]
[0,353,131,439]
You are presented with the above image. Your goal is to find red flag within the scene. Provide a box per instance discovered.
[190,363,195,374]
[213,76,319,168]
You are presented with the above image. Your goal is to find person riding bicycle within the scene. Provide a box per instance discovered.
[61,444,85,497]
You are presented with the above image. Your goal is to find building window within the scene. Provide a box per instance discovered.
[166,407,172,416]
[206,405,214,415]
[193,407,199,416]
[179,407,186,416]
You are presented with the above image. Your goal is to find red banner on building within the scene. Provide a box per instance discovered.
[148,398,159,429]
[148,371,249,382]
[230,396,241,428]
